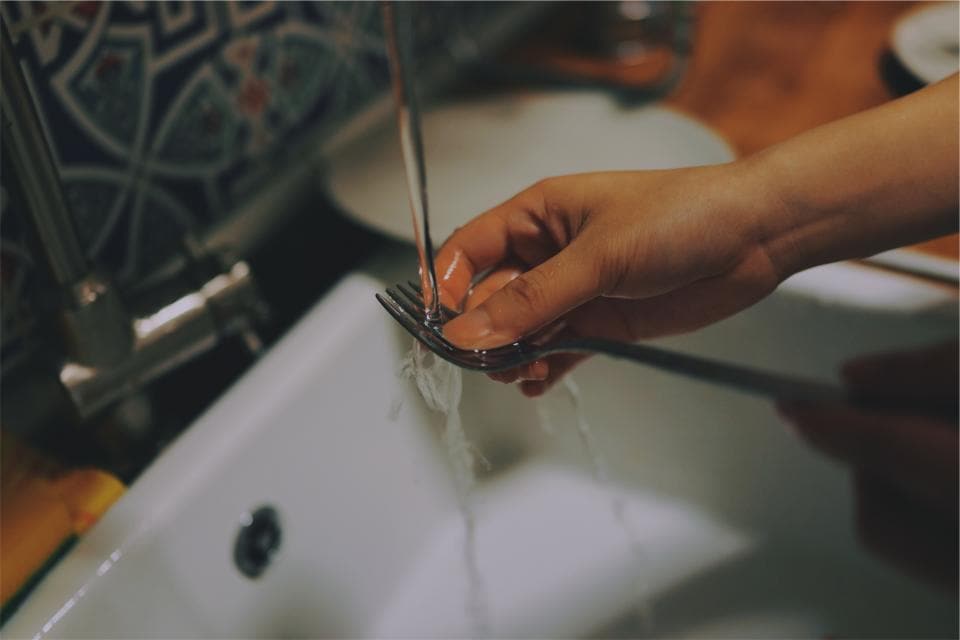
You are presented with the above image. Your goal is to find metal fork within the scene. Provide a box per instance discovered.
[376,282,850,404]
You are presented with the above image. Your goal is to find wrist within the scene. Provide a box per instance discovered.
[731,78,960,280]
[732,147,814,283]
[711,155,798,284]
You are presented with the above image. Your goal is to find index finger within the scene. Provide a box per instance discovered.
[777,402,958,516]
[843,341,959,414]
[434,207,511,311]
[435,187,547,310]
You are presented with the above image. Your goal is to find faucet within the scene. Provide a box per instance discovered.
[1,21,267,425]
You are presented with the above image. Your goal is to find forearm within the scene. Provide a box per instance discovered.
[744,74,959,280]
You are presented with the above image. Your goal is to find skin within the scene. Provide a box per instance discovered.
[436,75,958,381]
[778,342,958,591]
[432,74,959,589]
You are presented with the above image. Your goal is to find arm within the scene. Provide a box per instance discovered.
[752,74,958,279]
[436,75,959,392]
[778,341,958,592]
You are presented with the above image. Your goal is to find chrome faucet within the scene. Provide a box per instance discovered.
[1,22,266,423]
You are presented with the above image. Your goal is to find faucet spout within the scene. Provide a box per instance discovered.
[1,21,89,288]
[1,20,268,430]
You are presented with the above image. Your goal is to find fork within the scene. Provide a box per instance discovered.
[376,281,851,404]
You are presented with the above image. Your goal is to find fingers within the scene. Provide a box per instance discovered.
[520,380,549,398]
[443,242,600,349]
[511,356,581,398]
[487,351,588,384]
[855,471,959,592]
[466,263,591,393]
[433,211,510,311]
[464,264,524,311]
[434,187,553,311]
[780,343,960,592]
[777,402,959,517]
[486,350,589,399]
[842,341,959,415]
[535,352,590,393]
[467,265,550,385]
[603,248,779,340]
[488,359,549,384]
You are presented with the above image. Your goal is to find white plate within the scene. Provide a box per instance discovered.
[327,91,734,244]
[891,2,960,85]
[865,248,959,283]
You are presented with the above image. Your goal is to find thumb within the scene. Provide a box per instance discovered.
[443,244,599,349]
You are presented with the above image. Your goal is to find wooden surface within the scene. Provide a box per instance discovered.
[666,2,915,155]
[508,1,957,262]
[665,1,957,261]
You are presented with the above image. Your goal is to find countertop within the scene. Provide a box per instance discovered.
[668,0,956,262]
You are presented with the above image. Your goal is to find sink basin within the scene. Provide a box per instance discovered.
[5,247,957,639]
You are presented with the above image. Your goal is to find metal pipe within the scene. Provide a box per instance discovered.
[59,261,264,418]
[1,21,89,287]
[1,21,268,428]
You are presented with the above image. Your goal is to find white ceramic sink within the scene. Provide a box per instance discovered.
[5,247,957,639]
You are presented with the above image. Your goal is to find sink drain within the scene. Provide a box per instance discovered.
[234,505,282,579]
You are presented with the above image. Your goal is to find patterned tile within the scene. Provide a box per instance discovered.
[1,1,504,348]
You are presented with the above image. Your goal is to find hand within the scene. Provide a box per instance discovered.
[777,342,959,591]
[434,77,958,397]
[435,165,785,396]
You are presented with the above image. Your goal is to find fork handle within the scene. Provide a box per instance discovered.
[551,338,849,405]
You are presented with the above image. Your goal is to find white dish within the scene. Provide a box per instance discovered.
[327,91,734,244]
[865,248,958,283]
[891,2,960,85]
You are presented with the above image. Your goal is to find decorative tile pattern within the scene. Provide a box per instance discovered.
[1,1,499,353]
[2,1,390,280]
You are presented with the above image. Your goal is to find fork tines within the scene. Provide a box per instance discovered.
[404,281,459,320]
[378,287,453,352]
[395,282,427,315]
[376,290,418,332]
[378,282,529,373]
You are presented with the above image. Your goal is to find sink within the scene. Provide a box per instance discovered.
[5,247,957,639]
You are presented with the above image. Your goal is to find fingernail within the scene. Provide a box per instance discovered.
[443,308,492,346]
[489,370,518,384]
[518,360,549,381]
[438,286,462,312]
[443,308,513,349]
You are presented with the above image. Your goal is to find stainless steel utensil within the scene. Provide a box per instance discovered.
[376,281,850,404]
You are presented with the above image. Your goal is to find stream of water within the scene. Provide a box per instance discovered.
[382,1,441,321]
[399,342,490,635]
[542,377,655,633]
[382,3,650,633]
[383,5,489,630]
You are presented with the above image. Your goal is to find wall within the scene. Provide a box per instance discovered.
[0,0,513,366]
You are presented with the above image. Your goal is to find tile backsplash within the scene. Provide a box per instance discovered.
[1,1,519,359]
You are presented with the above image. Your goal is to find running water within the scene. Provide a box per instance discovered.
[381,1,441,321]
[381,2,489,632]
[541,377,655,632]
[399,343,490,634]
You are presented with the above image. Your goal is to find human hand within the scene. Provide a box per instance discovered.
[777,342,959,591]
[434,165,785,396]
